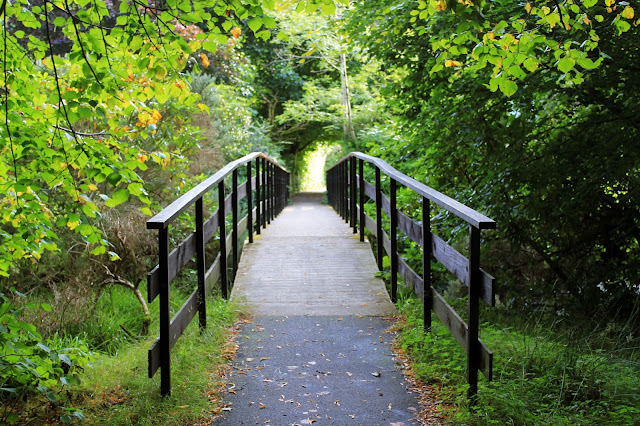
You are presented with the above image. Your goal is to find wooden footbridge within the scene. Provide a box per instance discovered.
[146,152,496,410]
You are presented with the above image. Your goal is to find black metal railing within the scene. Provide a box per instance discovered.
[146,152,289,396]
[326,152,496,399]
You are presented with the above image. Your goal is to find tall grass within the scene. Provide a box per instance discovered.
[396,295,640,425]
[77,296,242,424]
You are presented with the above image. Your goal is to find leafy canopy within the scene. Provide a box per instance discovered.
[0,0,347,278]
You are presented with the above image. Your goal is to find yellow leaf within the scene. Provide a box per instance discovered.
[525,2,532,14]
[445,60,462,67]
[622,6,634,19]
[200,53,210,68]
[434,0,446,11]
[67,220,79,230]
[87,183,98,191]
[231,27,242,38]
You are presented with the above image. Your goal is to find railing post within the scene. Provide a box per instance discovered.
[345,161,350,224]
[422,197,432,330]
[232,169,238,281]
[247,161,253,243]
[375,166,383,271]
[359,159,365,242]
[195,198,206,329]
[256,158,262,234]
[159,227,171,396]
[343,161,349,223]
[266,161,272,225]
[390,178,398,303]
[218,181,228,299]
[467,225,481,401]
[338,164,343,219]
[350,157,357,234]
[262,157,267,229]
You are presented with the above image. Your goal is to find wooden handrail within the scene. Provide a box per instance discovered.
[147,152,284,229]
[146,152,289,396]
[326,152,496,401]
[328,152,495,230]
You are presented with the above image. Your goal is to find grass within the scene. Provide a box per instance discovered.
[3,280,243,425]
[395,294,640,425]
[75,295,243,425]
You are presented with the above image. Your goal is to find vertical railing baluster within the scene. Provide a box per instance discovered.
[218,181,228,299]
[350,157,357,233]
[344,161,349,224]
[375,166,383,271]
[390,178,398,303]
[196,198,206,329]
[262,158,267,229]
[232,169,238,281]
[338,164,342,219]
[467,225,481,401]
[422,197,432,330]
[359,159,365,242]
[266,162,272,225]
[159,227,171,396]
[247,162,253,243]
[256,158,262,234]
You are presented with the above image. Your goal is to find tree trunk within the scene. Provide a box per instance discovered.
[340,53,357,142]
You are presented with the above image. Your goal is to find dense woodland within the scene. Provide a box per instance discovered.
[1,0,639,423]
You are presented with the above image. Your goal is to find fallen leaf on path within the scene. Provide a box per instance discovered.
[372,371,381,377]
[259,403,266,409]
[260,357,270,361]
[346,372,353,377]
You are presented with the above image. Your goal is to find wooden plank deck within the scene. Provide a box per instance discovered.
[231,192,396,316]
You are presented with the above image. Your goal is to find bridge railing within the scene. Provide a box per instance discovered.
[146,152,289,396]
[326,152,496,399]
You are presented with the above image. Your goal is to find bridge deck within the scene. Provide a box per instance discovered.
[218,194,423,425]
[231,192,396,316]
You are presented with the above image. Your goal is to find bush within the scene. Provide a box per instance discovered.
[0,290,95,424]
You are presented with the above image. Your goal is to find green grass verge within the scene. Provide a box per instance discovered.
[396,295,640,425]
[76,296,241,425]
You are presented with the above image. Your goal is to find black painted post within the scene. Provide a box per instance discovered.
[232,169,238,280]
[262,158,267,229]
[345,161,350,224]
[350,157,357,233]
[247,162,253,243]
[359,159,365,242]
[218,181,228,299]
[339,163,343,219]
[195,198,206,329]
[467,225,481,401]
[159,227,171,396]
[422,197,432,330]
[390,178,398,303]
[266,162,272,225]
[256,158,261,234]
[375,167,383,271]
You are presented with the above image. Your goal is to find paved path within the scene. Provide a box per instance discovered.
[217,193,420,425]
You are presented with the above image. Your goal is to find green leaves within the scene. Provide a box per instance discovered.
[105,188,130,208]
[0,291,95,422]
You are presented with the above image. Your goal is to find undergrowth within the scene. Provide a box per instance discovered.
[76,295,242,425]
[396,295,640,425]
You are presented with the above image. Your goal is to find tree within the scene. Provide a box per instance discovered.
[347,0,640,313]
[0,0,348,279]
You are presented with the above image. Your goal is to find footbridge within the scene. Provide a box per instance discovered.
[145,152,496,421]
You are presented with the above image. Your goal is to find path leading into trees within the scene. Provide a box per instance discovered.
[215,193,424,425]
